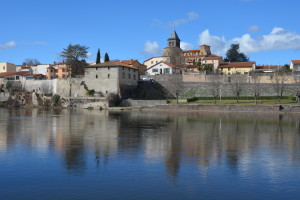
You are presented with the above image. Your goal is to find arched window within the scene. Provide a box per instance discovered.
[96,75,98,79]
[108,74,110,78]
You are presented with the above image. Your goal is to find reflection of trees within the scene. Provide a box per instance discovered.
[165,117,182,179]
[3,108,300,180]
[63,111,85,175]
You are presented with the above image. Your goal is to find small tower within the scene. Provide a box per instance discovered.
[167,30,181,48]
[163,31,182,65]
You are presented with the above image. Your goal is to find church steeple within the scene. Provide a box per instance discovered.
[168,30,181,48]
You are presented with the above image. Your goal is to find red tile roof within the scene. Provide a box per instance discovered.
[120,60,138,65]
[88,61,138,70]
[218,62,255,68]
[256,65,280,70]
[181,50,200,53]
[0,71,28,78]
[162,62,181,69]
[292,60,300,64]
[143,56,169,63]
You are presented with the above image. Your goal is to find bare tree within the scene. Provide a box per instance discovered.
[251,74,261,105]
[165,75,183,104]
[230,75,245,103]
[208,75,221,104]
[271,73,287,103]
[293,75,300,104]
[22,58,41,66]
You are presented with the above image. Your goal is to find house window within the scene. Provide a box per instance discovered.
[108,67,110,70]
[96,67,98,70]
[152,68,158,73]
[123,67,125,70]
[165,68,170,74]
[96,75,98,79]
[128,73,131,79]
[108,74,110,78]
[133,74,136,80]
[122,72,125,78]
[129,68,130,71]
[228,68,231,71]
[3,66,5,70]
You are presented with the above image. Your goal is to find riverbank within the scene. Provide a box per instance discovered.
[108,104,300,113]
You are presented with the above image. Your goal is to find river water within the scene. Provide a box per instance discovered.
[0,108,300,199]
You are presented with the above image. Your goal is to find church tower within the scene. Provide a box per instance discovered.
[163,31,182,65]
[167,30,181,48]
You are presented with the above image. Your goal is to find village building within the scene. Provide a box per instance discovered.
[144,56,170,69]
[0,71,29,81]
[144,31,223,72]
[218,62,256,74]
[0,62,16,73]
[84,61,139,98]
[255,65,280,73]
[290,60,300,72]
[119,60,147,75]
[145,62,181,75]
[53,62,70,78]
[46,66,57,80]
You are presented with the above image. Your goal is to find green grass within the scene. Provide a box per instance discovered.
[168,98,297,105]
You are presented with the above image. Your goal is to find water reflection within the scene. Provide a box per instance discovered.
[1,108,300,181]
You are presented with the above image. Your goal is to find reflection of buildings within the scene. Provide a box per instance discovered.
[1,109,300,180]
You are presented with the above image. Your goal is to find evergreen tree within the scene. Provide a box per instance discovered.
[224,44,249,62]
[96,49,101,64]
[60,44,89,77]
[104,52,110,62]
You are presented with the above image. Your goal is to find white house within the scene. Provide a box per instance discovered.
[146,62,181,75]
[143,56,170,69]
[290,60,300,71]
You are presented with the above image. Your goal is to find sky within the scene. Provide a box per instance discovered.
[1,0,300,65]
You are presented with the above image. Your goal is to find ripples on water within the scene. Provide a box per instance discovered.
[0,108,300,200]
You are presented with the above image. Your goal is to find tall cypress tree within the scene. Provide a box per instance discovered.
[104,52,110,62]
[96,48,101,64]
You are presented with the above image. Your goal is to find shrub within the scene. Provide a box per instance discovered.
[52,94,60,104]
[6,81,13,91]
[187,96,296,102]
[87,89,95,97]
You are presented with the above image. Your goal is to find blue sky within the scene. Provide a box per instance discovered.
[0,0,299,65]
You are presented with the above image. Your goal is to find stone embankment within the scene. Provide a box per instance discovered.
[110,104,300,113]
[0,91,109,109]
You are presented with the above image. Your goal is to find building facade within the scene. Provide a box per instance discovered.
[84,61,138,98]
[119,60,147,75]
[218,62,256,74]
[0,62,16,73]
[290,60,300,71]
[146,62,181,75]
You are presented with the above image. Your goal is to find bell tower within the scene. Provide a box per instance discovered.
[167,30,181,48]
[163,30,182,64]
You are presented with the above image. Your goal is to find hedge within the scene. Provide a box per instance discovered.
[187,96,296,102]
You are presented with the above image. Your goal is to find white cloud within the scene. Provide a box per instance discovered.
[198,27,300,56]
[248,25,260,32]
[166,12,199,27]
[180,42,193,50]
[143,41,161,55]
[0,41,16,50]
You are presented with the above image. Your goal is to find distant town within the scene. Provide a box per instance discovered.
[0,31,300,109]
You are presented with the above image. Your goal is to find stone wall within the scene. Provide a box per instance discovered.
[120,99,167,107]
[180,82,298,98]
[20,79,57,94]
[60,97,108,109]
[141,104,300,113]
